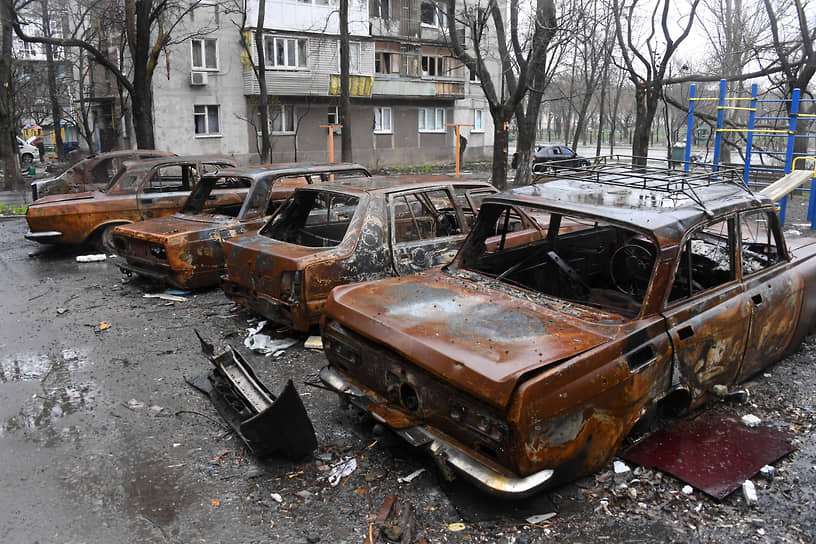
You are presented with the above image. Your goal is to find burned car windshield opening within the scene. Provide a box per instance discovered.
[459,204,656,318]
[261,190,360,248]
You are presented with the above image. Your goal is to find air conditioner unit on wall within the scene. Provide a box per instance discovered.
[190,71,208,86]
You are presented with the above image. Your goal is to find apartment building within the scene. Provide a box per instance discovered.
[151,0,494,166]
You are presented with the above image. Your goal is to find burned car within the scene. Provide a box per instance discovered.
[221,177,499,331]
[112,163,370,289]
[318,163,816,496]
[25,156,236,251]
[30,149,175,201]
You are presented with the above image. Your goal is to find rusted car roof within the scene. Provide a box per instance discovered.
[297,176,489,195]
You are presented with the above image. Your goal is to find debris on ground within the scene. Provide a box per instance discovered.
[741,414,762,427]
[76,254,106,262]
[96,321,110,332]
[743,480,758,505]
[144,293,187,302]
[304,336,323,350]
[397,468,426,484]
[526,512,556,524]
[323,456,357,486]
[243,320,297,356]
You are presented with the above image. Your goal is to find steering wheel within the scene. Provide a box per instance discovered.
[610,243,655,295]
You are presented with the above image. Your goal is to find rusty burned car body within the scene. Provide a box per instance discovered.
[318,163,816,496]
[25,156,236,250]
[220,177,499,332]
[111,163,370,289]
[30,149,175,201]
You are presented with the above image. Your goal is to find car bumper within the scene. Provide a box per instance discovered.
[221,277,314,331]
[319,365,556,497]
[118,260,172,282]
[25,230,63,243]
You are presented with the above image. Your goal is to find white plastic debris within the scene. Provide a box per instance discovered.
[397,468,426,483]
[127,399,145,410]
[682,485,694,495]
[61,349,78,361]
[742,480,758,505]
[295,490,312,499]
[323,457,357,486]
[76,254,106,262]
[759,465,775,480]
[613,460,630,474]
[526,512,556,524]
[143,293,187,302]
[243,321,297,356]
[741,414,762,428]
[270,493,283,503]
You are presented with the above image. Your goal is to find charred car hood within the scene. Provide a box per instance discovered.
[116,214,235,244]
[327,270,617,408]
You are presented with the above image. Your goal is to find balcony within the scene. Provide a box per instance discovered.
[372,76,464,99]
[328,75,374,97]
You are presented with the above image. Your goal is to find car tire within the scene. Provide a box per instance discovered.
[20,153,34,166]
[93,223,123,253]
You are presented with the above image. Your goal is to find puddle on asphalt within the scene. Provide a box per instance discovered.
[125,461,190,526]
[0,351,88,383]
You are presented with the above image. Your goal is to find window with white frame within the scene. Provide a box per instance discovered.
[375,51,399,74]
[194,105,220,136]
[191,38,218,70]
[328,106,339,125]
[263,35,308,69]
[338,42,361,73]
[421,55,444,77]
[420,1,447,27]
[270,104,297,133]
[473,109,483,131]
[418,107,445,132]
[374,106,392,133]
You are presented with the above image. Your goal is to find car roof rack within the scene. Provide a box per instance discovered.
[531,154,754,212]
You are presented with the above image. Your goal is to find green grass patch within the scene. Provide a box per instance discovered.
[0,203,28,215]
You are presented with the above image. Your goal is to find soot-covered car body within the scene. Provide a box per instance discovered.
[319,163,816,496]
[111,163,370,289]
[25,156,236,250]
[221,177,498,331]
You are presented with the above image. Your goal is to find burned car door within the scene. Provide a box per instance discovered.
[389,187,467,275]
[737,209,803,381]
[137,164,196,219]
[661,217,750,404]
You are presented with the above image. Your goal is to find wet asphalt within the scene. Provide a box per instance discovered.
[2,212,816,543]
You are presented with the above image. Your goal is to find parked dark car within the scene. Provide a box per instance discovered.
[531,145,590,172]
[220,177,499,332]
[318,161,816,496]
[30,149,175,201]
[25,156,236,251]
[112,163,370,289]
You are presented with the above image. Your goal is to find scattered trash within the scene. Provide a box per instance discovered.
[742,480,758,505]
[526,512,556,524]
[447,522,466,532]
[270,493,283,503]
[243,321,297,356]
[613,460,630,474]
[96,321,111,332]
[324,457,357,486]
[76,254,106,262]
[741,414,762,428]
[149,405,164,415]
[759,465,775,480]
[295,490,312,499]
[304,336,323,350]
[682,485,694,495]
[190,331,317,460]
[56,307,67,315]
[144,293,187,302]
[397,468,426,484]
[126,399,144,410]
[210,498,221,507]
[61,349,77,361]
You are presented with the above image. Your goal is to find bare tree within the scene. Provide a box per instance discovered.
[9,0,216,149]
[0,0,23,189]
[254,0,271,162]
[40,0,65,160]
[446,0,557,190]
[339,0,352,162]
[612,0,701,166]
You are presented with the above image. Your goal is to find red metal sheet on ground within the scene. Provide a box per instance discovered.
[621,411,794,499]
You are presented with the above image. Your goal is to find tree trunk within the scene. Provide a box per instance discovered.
[0,2,22,190]
[42,0,65,161]
[130,0,155,149]
[491,107,510,190]
[339,0,352,162]
[255,0,270,162]
[631,81,660,167]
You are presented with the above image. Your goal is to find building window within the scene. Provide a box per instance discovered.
[374,106,392,133]
[328,106,339,125]
[473,110,483,131]
[270,104,297,134]
[469,67,478,81]
[191,38,218,70]
[370,0,390,18]
[418,107,445,132]
[194,105,220,136]
[338,42,361,73]
[401,46,420,77]
[375,51,399,74]
[263,36,308,69]
[421,55,444,77]
[420,1,447,27]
